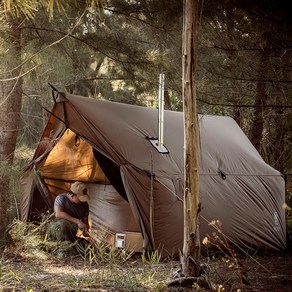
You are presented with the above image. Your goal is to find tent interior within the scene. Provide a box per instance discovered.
[26,129,143,251]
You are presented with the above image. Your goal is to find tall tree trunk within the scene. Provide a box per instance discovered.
[181,0,201,277]
[225,2,242,128]
[164,89,172,110]
[273,105,284,172]
[0,16,22,237]
[272,50,286,172]
[249,50,268,152]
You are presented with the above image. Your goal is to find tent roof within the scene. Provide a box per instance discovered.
[59,93,279,178]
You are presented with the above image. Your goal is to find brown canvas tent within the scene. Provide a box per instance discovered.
[20,92,286,256]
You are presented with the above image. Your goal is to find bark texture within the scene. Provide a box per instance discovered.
[182,0,201,277]
[0,16,22,237]
[249,50,268,152]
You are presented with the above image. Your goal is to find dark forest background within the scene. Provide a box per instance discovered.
[17,1,292,172]
[0,0,291,229]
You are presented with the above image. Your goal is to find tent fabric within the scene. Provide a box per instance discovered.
[87,184,139,234]
[20,171,35,222]
[20,92,286,256]
[38,128,109,196]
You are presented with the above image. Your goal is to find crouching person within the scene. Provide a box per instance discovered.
[48,181,90,242]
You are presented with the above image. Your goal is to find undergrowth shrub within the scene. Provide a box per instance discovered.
[203,220,250,291]
[6,215,77,259]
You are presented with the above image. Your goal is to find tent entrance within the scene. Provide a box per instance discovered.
[32,129,142,251]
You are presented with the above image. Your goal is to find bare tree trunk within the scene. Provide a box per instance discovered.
[181,0,201,277]
[164,89,172,110]
[272,51,286,172]
[0,16,22,237]
[225,2,242,128]
[168,2,212,288]
[273,105,285,172]
[249,50,268,152]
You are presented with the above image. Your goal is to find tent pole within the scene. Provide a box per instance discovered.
[39,105,67,125]
[48,82,66,103]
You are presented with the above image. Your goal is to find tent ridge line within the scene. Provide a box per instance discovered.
[199,173,283,177]
[154,173,282,177]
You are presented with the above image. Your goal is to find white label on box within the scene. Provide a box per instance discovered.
[115,233,126,248]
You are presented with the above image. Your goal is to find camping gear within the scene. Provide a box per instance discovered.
[20,91,286,256]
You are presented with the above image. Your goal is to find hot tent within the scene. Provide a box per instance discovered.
[20,92,286,256]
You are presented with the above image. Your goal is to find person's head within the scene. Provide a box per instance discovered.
[69,181,90,203]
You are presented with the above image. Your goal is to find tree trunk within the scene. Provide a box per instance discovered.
[181,0,201,277]
[225,2,242,128]
[249,50,268,152]
[272,50,286,173]
[0,16,22,237]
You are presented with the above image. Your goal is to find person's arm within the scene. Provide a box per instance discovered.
[82,216,90,231]
[54,205,87,229]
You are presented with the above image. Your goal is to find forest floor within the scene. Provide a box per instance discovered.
[0,244,291,292]
[0,219,291,291]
